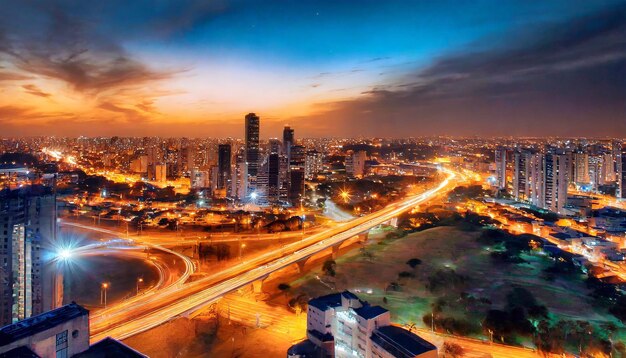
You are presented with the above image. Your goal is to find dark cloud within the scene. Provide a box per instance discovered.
[21,84,51,98]
[0,2,177,95]
[295,4,626,137]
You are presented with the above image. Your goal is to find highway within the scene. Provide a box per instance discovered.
[88,166,461,342]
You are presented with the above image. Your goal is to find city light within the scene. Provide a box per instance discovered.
[57,248,73,261]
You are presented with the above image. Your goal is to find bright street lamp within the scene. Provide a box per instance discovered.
[136,278,143,295]
[101,282,109,308]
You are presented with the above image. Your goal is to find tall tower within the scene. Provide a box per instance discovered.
[494,147,507,190]
[245,113,260,177]
[218,144,232,192]
[283,125,294,159]
[616,143,626,200]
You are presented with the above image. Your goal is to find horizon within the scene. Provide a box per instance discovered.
[1,1,624,137]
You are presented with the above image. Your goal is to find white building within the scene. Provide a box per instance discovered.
[290,291,437,358]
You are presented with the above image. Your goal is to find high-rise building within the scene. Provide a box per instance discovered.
[268,153,280,203]
[573,151,590,184]
[618,145,626,200]
[494,147,507,190]
[178,146,195,176]
[544,153,569,214]
[0,186,55,325]
[283,125,294,159]
[289,145,306,203]
[305,150,323,180]
[245,113,260,177]
[155,164,167,183]
[233,149,248,201]
[346,150,367,178]
[218,144,232,192]
[513,150,531,201]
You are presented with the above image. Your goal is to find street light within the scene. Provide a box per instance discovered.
[339,190,351,203]
[101,282,109,308]
[136,278,143,295]
[239,243,246,260]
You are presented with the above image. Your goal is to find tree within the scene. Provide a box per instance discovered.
[322,260,336,277]
[406,258,422,269]
[442,342,464,358]
[278,283,291,296]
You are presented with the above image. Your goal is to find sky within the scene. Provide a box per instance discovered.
[0,0,624,138]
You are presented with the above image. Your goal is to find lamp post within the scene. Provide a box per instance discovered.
[239,243,246,260]
[136,277,143,295]
[101,282,109,308]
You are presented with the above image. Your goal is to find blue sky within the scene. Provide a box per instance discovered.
[0,0,624,137]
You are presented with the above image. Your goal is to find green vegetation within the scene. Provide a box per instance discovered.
[288,214,626,356]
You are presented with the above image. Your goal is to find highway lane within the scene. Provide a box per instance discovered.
[89,166,462,342]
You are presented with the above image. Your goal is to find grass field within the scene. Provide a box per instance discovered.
[288,225,625,345]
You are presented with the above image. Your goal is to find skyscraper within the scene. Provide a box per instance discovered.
[494,147,507,190]
[283,125,294,159]
[245,113,260,177]
[513,150,531,201]
[0,186,55,325]
[289,145,306,204]
[218,144,232,192]
[618,144,626,200]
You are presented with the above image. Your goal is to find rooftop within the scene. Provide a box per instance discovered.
[74,337,147,358]
[0,303,88,346]
[354,304,388,320]
[308,293,343,311]
[371,325,437,358]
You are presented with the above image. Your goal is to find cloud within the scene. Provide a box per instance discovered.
[0,3,179,95]
[293,4,626,137]
[0,71,33,81]
[21,84,51,98]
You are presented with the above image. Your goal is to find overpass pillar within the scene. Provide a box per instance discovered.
[331,244,340,260]
[295,258,308,273]
[357,232,369,243]
[252,275,269,294]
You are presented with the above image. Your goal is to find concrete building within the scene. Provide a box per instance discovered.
[0,186,56,326]
[288,291,437,358]
[494,147,507,190]
[218,144,232,193]
[616,145,626,200]
[0,303,145,357]
[305,150,324,180]
[245,113,260,178]
[513,150,531,201]
[346,151,367,178]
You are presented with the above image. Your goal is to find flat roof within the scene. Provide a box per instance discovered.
[75,337,147,358]
[371,326,437,358]
[308,293,342,311]
[0,303,88,346]
[354,305,388,320]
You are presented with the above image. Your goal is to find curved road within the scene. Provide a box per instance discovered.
[88,166,463,342]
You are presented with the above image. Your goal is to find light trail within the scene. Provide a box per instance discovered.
[88,165,462,342]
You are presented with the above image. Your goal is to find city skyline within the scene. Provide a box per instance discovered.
[1,1,624,138]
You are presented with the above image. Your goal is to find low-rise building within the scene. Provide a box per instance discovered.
[0,303,146,358]
[288,291,437,358]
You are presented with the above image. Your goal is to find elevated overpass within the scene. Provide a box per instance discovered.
[87,165,461,342]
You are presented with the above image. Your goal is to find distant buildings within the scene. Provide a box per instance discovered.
[345,150,367,178]
[0,302,146,357]
[245,113,260,178]
[493,147,506,190]
[616,143,626,200]
[218,143,232,193]
[288,291,437,358]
